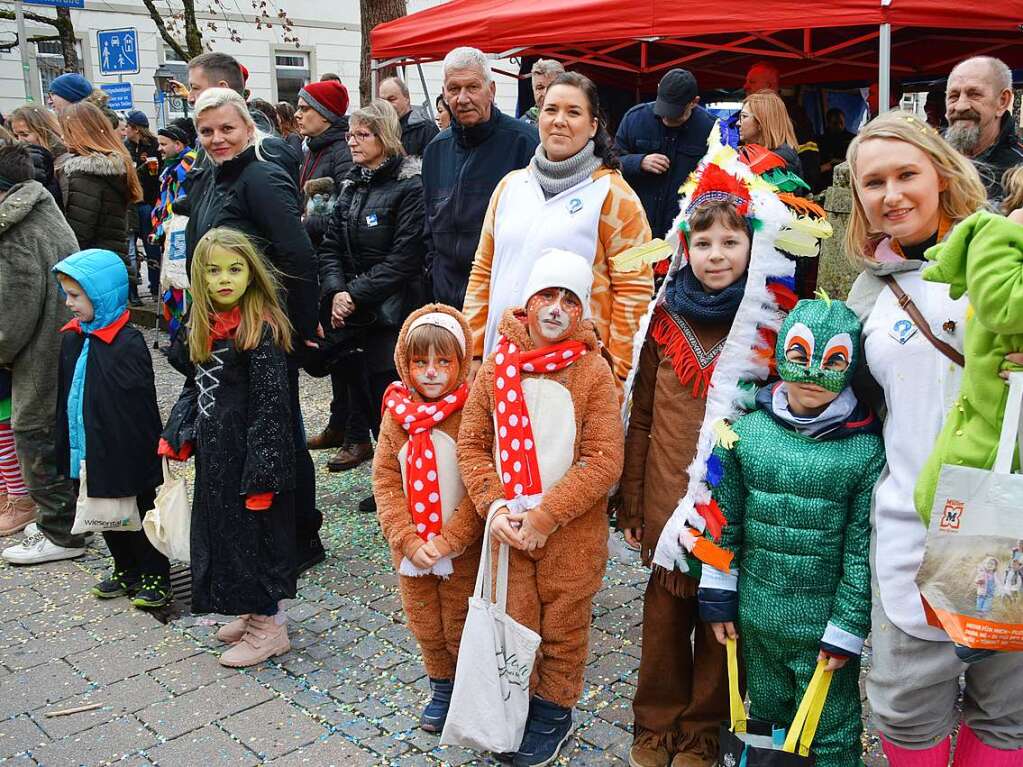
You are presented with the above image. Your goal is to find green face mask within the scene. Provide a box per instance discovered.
[775,298,862,393]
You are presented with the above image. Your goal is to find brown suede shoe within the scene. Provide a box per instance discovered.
[0,496,37,537]
[219,614,290,667]
[217,615,250,643]
[327,442,373,472]
[629,745,670,767]
[670,751,715,767]
[307,426,346,451]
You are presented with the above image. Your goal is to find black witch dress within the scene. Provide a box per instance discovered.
[164,328,296,615]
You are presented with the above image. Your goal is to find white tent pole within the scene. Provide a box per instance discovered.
[879,22,891,113]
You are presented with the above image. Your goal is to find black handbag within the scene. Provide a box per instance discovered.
[717,638,833,767]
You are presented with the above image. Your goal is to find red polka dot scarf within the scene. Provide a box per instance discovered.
[492,335,587,508]
[383,381,470,542]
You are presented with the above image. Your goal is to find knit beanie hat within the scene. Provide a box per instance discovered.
[49,73,94,104]
[522,248,594,317]
[298,81,350,124]
[125,110,149,129]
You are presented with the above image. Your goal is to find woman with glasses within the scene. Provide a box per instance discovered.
[316,99,426,512]
[737,90,805,181]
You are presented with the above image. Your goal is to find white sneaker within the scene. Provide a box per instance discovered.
[23,522,37,537]
[2,530,85,565]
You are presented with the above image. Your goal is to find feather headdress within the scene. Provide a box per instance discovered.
[618,125,831,575]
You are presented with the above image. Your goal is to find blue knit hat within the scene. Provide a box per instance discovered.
[49,73,94,104]
[125,110,149,128]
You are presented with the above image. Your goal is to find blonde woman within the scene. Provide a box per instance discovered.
[186,86,324,572]
[315,99,425,502]
[58,102,142,264]
[844,111,1023,766]
[738,89,803,180]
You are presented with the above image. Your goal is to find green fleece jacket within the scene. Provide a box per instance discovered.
[915,211,1023,524]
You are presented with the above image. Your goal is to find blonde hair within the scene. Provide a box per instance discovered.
[193,87,275,163]
[6,105,63,153]
[845,110,988,263]
[188,227,293,362]
[59,102,143,203]
[1001,166,1023,215]
[349,99,405,160]
[742,90,797,150]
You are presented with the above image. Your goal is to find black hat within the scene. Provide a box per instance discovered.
[158,125,190,144]
[654,69,698,119]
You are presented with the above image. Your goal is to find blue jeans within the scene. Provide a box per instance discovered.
[977,594,993,613]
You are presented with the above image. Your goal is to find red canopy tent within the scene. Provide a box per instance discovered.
[370,0,1023,95]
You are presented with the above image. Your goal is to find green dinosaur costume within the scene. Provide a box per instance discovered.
[699,299,885,767]
[915,211,1023,523]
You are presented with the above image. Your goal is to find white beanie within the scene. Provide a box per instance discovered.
[521,249,594,317]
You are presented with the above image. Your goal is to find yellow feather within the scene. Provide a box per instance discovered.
[712,419,740,449]
[610,238,675,272]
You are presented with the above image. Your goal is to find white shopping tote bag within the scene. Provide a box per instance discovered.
[142,458,191,562]
[440,512,541,753]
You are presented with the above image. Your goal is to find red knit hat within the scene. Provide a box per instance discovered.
[298,80,350,124]
[239,63,250,83]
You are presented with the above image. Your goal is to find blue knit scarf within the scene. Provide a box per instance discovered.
[663,265,747,324]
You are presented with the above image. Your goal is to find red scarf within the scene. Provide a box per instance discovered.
[492,335,587,505]
[209,307,242,349]
[383,381,469,542]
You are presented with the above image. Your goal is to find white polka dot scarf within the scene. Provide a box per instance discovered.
[383,381,470,542]
[492,335,587,509]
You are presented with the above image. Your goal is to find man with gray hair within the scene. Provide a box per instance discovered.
[945,55,1023,202]
[521,58,566,125]
[378,75,439,157]
[421,46,538,307]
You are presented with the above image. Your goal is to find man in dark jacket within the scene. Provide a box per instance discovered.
[945,56,1023,203]
[421,47,538,307]
[615,69,716,240]
[379,76,439,157]
[296,79,353,245]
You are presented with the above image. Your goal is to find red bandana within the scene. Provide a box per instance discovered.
[383,381,469,542]
[492,335,587,505]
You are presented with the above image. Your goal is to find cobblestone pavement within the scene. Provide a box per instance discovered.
[0,325,887,766]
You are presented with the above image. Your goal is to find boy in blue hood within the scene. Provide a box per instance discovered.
[52,249,170,608]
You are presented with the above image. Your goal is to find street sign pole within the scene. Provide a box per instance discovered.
[15,0,33,103]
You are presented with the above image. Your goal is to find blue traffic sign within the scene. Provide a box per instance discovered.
[98,28,139,76]
[100,82,133,111]
[23,0,85,7]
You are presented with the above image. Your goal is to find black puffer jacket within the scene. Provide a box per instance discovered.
[24,143,62,210]
[185,145,319,344]
[60,153,132,263]
[400,109,439,158]
[299,121,352,244]
[317,155,425,330]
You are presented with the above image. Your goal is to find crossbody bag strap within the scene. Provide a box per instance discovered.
[880,274,964,368]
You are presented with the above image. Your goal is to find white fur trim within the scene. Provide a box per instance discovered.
[399,554,454,579]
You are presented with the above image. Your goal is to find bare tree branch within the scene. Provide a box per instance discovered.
[140,0,190,61]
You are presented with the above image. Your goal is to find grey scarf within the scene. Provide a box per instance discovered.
[769,385,860,438]
[530,140,602,199]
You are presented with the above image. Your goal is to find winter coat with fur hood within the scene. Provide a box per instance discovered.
[373,303,484,569]
[0,181,77,431]
[458,308,624,540]
[61,152,133,263]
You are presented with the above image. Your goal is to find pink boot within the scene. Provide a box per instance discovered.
[952,724,1023,767]
[881,734,951,767]
[216,615,250,643]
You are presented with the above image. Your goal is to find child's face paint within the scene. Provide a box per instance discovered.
[526,288,582,347]
[206,246,250,310]
[57,275,95,322]
[687,220,751,291]
[409,347,457,401]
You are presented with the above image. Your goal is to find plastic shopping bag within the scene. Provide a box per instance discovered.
[917,373,1023,651]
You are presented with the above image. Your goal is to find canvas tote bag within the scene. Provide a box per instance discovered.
[440,512,541,753]
[142,458,191,562]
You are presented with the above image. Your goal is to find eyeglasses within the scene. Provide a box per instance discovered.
[345,130,375,143]
[738,112,755,122]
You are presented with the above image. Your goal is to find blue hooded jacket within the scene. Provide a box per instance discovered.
[53,249,129,479]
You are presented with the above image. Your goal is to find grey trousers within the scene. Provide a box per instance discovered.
[866,592,1023,750]
[14,426,82,549]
